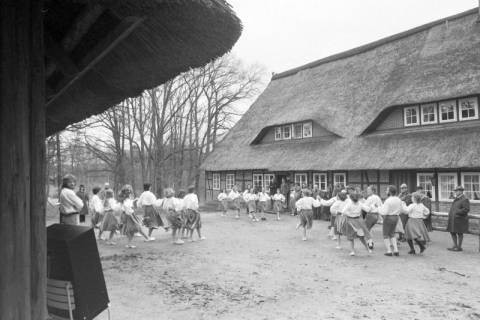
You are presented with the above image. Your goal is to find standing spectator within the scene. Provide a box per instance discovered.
[417,186,433,232]
[447,186,470,252]
[398,183,411,241]
[269,178,277,209]
[76,184,89,224]
[90,186,104,230]
[280,178,289,208]
[59,174,84,225]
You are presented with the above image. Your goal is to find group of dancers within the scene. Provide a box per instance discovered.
[217,183,432,257]
[87,182,205,247]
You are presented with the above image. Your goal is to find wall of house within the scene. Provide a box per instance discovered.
[259,121,335,144]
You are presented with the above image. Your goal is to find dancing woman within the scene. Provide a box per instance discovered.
[341,192,373,256]
[295,189,321,241]
[118,185,151,248]
[378,185,403,256]
[402,192,430,254]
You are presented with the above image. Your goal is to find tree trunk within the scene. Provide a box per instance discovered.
[0,1,46,319]
[56,133,62,194]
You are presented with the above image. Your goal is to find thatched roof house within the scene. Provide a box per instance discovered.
[0,1,241,319]
[201,8,480,213]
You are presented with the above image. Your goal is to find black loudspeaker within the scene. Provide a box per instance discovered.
[47,224,109,320]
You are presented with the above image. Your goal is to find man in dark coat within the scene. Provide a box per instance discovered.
[398,183,412,241]
[447,185,470,252]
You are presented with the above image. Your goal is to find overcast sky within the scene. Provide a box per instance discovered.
[228,0,478,75]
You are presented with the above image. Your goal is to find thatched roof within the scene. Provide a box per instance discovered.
[44,0,241,135]
[202,8,480,171]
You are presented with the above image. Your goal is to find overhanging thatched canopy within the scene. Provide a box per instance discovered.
[44,0,242,135]
[202,8,480,172]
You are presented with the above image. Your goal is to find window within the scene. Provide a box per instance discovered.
[404,106,419,126]
[439,100,457,123]
[294,173,307,186]
[226,174,235,190]
[420,103,437,125]
[313,173,327,191]
[274,127,282,140]
[212,173,220,190]
[462,173,480,202]
[303,122,313,138]
[292,123,303,139]
[333,173,346,188]
[459,97,479,121]
[253,174,263,191]
[438,173,457,201]
[417,173,436,201]
[264,174,275,191]
[282,125,291,140]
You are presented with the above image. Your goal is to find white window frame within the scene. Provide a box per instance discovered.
[459,97,479,121]
[226,174,235,191]
[420,103,437,125]
[303,121,313,138]
[461,172,480,203]
[294,173,308,186]
[263,174,275,191]
[282,125,291,140]
[313,173,327,191]
[274,127,282,141]
[253,174,263,191]
[292,123,303,139]
[438,172,458,202]
[212,173,220,190]
[439,100,457,123]
[416,173,436,201]
[333,173,346,188]
[404,106,419,127]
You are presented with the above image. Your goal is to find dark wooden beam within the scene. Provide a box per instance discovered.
[46,16,143,108]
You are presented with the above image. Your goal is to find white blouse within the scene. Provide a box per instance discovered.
[342,202,362,218]
[258,192,270,202]
[228,190,241,200]
[272,193,285,202]
[402,203,429,219]
[295,197,321,210]
[330,199,347,215]
[217,193,228,201]
[378,196,403,216]
[362,194,382,213]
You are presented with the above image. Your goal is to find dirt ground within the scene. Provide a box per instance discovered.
[50,210,480,320]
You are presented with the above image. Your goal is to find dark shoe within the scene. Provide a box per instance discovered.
[408,250,416,255]
[393,252,400,256]
[453,247,463,252]
[384,252,393,257]
[420,246,426,253]
[447,247,458,251]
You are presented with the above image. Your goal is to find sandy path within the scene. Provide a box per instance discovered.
[79,212,480,320]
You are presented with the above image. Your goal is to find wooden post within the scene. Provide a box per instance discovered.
[0,1,46,319]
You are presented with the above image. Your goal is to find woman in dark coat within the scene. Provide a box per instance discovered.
[447,186,470,252]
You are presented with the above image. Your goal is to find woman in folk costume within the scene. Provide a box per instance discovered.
[175,189,188,238]
[378,185,403,256]
[138,182,164,240]
[416,186,433,232]
[295,189,321,241]
[90,186,104,232]
[244,188,259,221]
[328,190,348,249]
[289,187,297,216]
[228,185,242,219]
[320,185,340,239]
[341,192,373,256]
[257,188,270,221]
[155,188,185,244]
[361,185,383,231]
[272,188,285,221]
[100,189,120,245]
[402,192,430,254]
[118,185,152,248]
[184,185,205,241]
[217,189,229,216]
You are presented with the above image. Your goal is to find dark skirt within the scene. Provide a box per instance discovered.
[166,209,183,229]
[142,205,164,228]
[365,212,379,231]
[122,212,142,238]
[185,209,202,230]
[257,201,267,212]
[345,217,372,241]
[383,215,399,239]
[299,209,313,229]
[101,210,118,232]
[405,218,430,242]
[91,211,104,228]
[335,215,347,235]
[400,214,409,228]
[221,200,229,211]
[233,198,241,211]
[247,200,256,213]
[273,200,283,213]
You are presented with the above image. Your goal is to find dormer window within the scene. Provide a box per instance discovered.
[439,100,457,123]
[404,106,419,126]
[459,97,478,121]
[303,122,312,137]
[292,123,303,139]
[273,121,314,142]
[274,127,282,141]
[420,103,437,125]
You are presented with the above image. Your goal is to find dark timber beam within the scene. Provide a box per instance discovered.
[0,0,46,319]
[46,16,144,108]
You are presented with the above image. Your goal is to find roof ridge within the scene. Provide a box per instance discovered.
[272,7,479,81]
